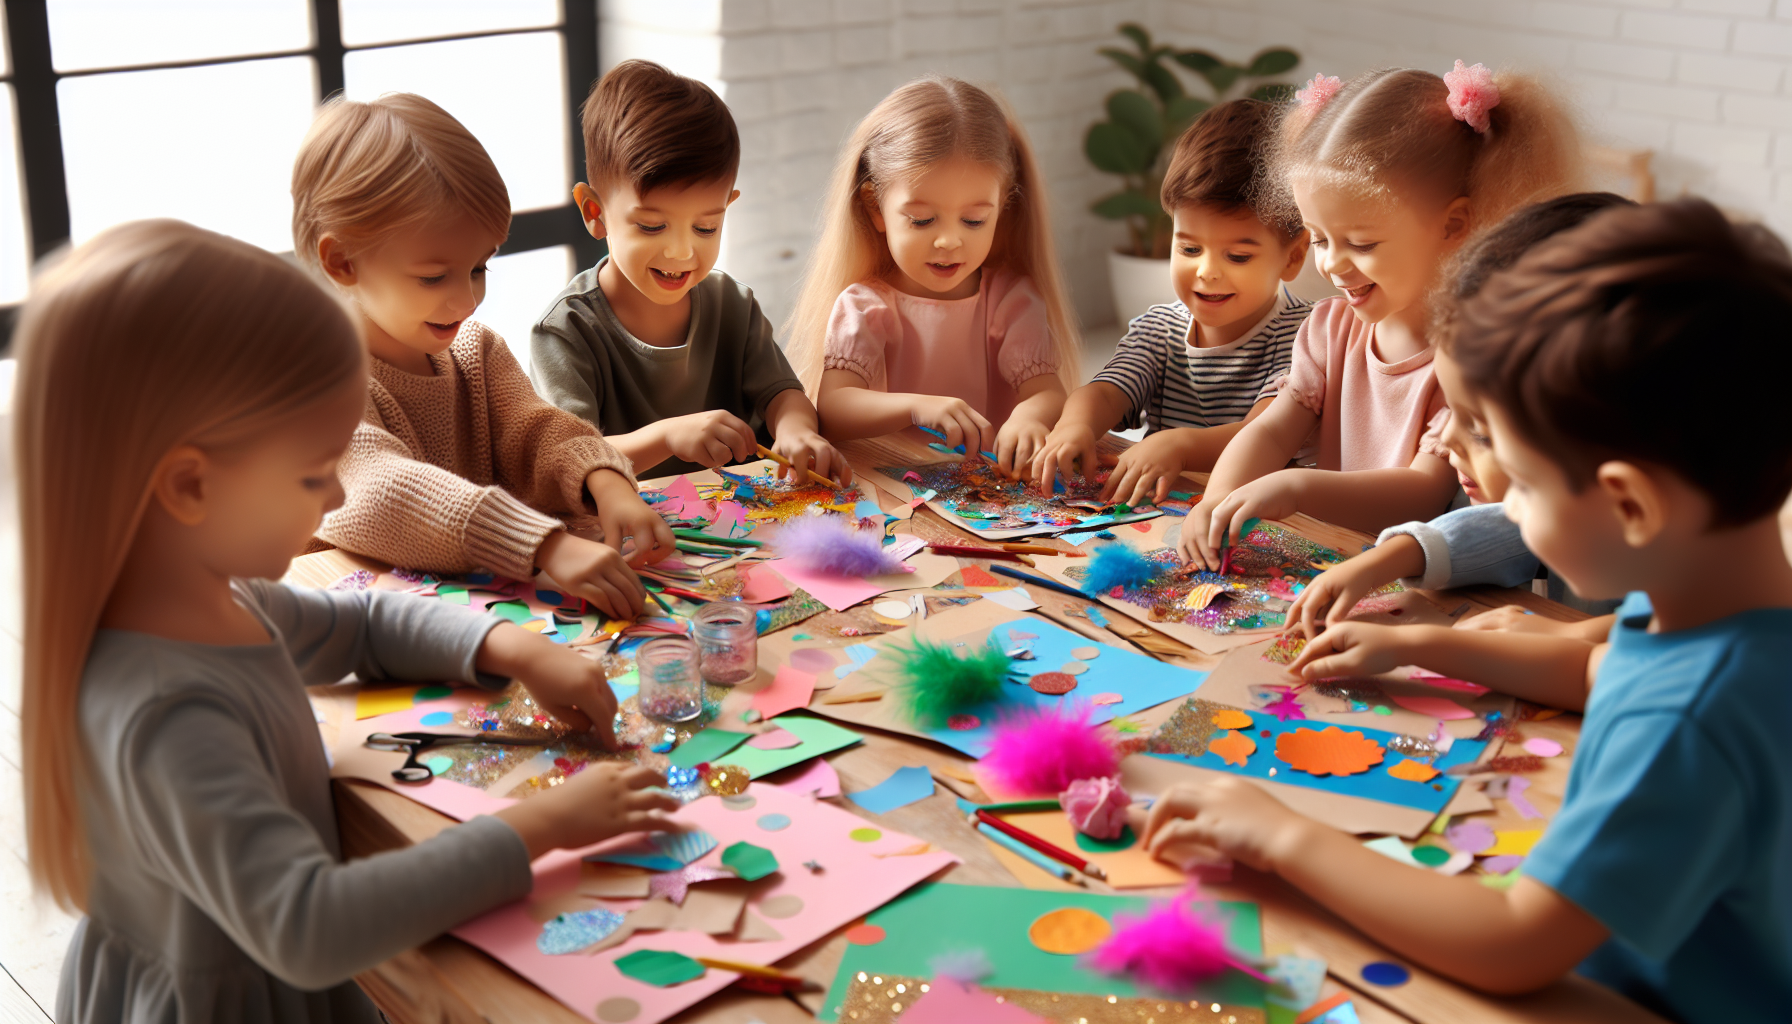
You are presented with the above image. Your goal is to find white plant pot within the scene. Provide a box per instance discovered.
[1107,249,1177,327]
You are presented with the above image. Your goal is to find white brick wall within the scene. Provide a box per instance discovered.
[599,0,1792,333]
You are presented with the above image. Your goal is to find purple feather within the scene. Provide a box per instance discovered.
[773,515,907,577]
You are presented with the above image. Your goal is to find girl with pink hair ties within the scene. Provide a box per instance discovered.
[1180,62,1582,568]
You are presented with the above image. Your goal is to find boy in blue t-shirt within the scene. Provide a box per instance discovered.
[1144,198,1792,1021]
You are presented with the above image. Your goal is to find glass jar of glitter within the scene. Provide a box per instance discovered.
[691,601,759,687]
[637,638,703,722]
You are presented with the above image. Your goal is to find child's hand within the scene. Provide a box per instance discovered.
[1031,421,1100,492]
[1143,778,1308,873]
[587,469,675,569]
[1191,471,1304,569]
[1285,621,1410,679]
[1101,430,1188,507]
[658,410,759,469]
[911,395,995,456]
[994,415,1049,478]
[537,532,646,619]
[509,640,622,750]
[1287,560,1379,639]
[496,763,683,859]
[773,428,853,486]
[1177,499,1216,567]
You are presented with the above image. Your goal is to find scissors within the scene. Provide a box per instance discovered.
[364,730,540,783]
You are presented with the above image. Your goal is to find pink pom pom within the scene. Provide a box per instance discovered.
[981,705,1118,797]
[773,515,909,577]
[1086,889,1238,993]
[1444,60,1499,134]
[1294,73,1341,110]
[1062,776,1130,840]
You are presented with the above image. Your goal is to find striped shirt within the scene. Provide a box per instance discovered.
[1092,289,1313,433]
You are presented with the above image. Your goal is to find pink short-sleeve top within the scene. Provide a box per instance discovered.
[1278,297,1450,472]
[822,267,1058,425]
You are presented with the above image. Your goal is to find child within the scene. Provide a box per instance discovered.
[1151,199,1792,1019]
[292,93,670,618]
[1034,100,1313,505]
[1180,63,1580,567]
[786,76,1082,474]
[19,221,679,1023]
[530,60,845,483]
[1287,192,1633,641]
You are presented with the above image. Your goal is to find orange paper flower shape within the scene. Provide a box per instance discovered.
[1208,729,1257,766]
[1387,758,1440,783]
[1275,727,1385,777]
[1210,708,1253,730]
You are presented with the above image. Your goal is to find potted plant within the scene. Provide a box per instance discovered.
[1086,24,1301,325]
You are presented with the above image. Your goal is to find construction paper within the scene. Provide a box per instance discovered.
[772,756,842,798]
[738,563,792,603]
[539,908,626,955]
[578,863,652,899]
[705,500,751,539]
[903,980,1050,1024]
[1276,727,1386,777]
[1445,819,1496,854]
[736,910,783,942]
[745,726,801,749]
[1028,906,1112,954]
[1387,758,1440,783]
[983,587,1041,611]
[455,783,957,1024]
[1523,737,1564,757]
[972,806,1187,889]
[666,728,752,769]
[614,949,706,987]
[819,883,1264,1021]
[1209,730,1258,766]
[1364,836,1423,867]
[722,713,861,778]
[1388,694,1475,720]
[749,666,816,720]
[1506,776,1542,819]
[354,684,429,719]
[671,886,748,934]
[587,830,718,872]
[1485,829,1542,856]
[767,552,958,613]
[649,476,711,520]
[646,864,735,905]
[721,840,780,881]
[848,764,936,813]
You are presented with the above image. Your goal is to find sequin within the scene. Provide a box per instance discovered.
[700,763,750,795]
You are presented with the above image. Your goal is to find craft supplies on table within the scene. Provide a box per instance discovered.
[639,638,705,722]
[690,602,758,687]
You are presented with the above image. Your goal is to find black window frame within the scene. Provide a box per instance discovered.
[0,0,602,347]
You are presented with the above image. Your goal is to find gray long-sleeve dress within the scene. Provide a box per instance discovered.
[57,579,535,1024]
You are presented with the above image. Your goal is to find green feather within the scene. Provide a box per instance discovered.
[886,637,1014,728]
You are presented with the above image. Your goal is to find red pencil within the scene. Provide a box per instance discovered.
[974,809,1108,880]
[927,542,1027,562]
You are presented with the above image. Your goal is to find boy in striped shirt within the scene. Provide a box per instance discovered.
[1033,100,1313,506]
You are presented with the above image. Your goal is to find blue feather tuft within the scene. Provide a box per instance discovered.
[773,515,906,577]
[1080,542,1161,596]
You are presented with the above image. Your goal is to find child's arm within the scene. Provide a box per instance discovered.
[995,375,1067,475]
[1178,392,1318,566]
[1287,621,1600,711]
[764,388,853,485]
[1104,397,1276,507]
[1033,380,1131,489]
[604,413,758,478]
[816,368,997,455]
[1286,535,1427,638]
[1458,607,1616,642]
[1143,780,1609,993]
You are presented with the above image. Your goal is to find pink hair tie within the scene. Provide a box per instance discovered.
[1444,60,1499,134]
[1294,73,1342,111]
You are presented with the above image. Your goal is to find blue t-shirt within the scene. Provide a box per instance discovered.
[1524,592,1792,1022]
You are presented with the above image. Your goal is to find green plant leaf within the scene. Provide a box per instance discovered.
[1091,190,1163,221]
[1117,22,1151,54]
[1084,122,1151,175]
[1173,49,1223,74]
[1164,95,1212,132]
[1142,61,1185,104]
[1203,64,1242,95]
[1099,46,1146,83]
[1247,48,1301,77]
[1107,89,1162,148]
[1249,83,1297,103]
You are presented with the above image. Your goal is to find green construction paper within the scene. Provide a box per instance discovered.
[488,600,533,624]
[1411,845,1451,867]
[666,727,751,769]
[613,948,706,987]
[720,840,780,881]
[820,882,1264,1021]
[1073,824,1136,853]
[722,713,862,778]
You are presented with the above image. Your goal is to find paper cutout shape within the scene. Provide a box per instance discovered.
[844,923,886,944]
[1484,829,1542,857]
[1387,759,1439,783]
[736,910,783,942]
[666,728,752,769]
[1028,672,1078,695]
[745,727,801,750]
[758,894,805,919]
[738,563,792,603]
[1445,819,1496,855]
[1388,694,1475,720]
[1028,907,1113,955]
[1184,582,1224,611]
[721,841,780,881]
[750,667,816,720]
[1506,776,1542,819]
[984,587,1041,611]
[579,863,651,898]
[1522,737,1563,757]
[588,830,718,872]
[904,980,1052,1024]
[646,863,735,905]
[1208,730,1257,766]
[1211,709,1253,730]
[772,756,841,798]
[724,713,862,779]
[847,765,935,814]
[1274,727,1385,777]
[614,949,706,987]
[538,908,625,955]
[672,886,746,934]
[959,565,1002,587]
[595,996,641,1022]
[872,599,913,619]
[1363,835,1422,867]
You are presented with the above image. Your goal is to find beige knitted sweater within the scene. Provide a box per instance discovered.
[316,321,635,580]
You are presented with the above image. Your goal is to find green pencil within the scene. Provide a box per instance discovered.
[672,528,765,548]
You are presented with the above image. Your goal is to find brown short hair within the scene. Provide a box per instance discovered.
[1160,99,1298,239]
[582,60,739,195]
[1454,198,1792,526]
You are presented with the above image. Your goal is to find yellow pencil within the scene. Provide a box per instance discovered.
[694,957,800,980]
[755,444,844,490]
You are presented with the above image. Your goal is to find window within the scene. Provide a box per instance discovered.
[0,0,601,345]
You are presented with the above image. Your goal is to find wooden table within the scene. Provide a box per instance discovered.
[292,429,1667,1024]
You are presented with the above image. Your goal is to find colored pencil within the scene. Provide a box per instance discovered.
[975,809,1108,880]
[986,564,1088,600]
[656,584,712,604]
[926,542,1027,562]
[970,798,1063,813]
[754,444,843,490]
[672,528,765,548]
[694,957,802,980]
[974,821,1086,886]
[645,588,675,616]
[674,539,736,557]
[1219,527,1232,576]
[1001,542,1083,557]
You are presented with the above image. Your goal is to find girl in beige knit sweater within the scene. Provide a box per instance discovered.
[291,93,673,617]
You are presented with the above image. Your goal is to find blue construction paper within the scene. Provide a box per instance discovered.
[1059,515,1116,546]
[847,765,936,813]
[835,643,879,679]
[911,619,1206,758]
[1144,706,1486,814]
[586,829,718,871]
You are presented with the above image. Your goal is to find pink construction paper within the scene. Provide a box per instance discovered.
[904,980,1049,1023]
[1522,737,1563,758]
[332,696,523,821]
[1388,694,1476,720]
[767,559,894,612]
[453,783,957,1024]
[1445,819,1496,854]
[705,500,751,539]
[751,667,817,720]
[772,757,841,798]
[738,563,794,604]
[654,475,712,520]
[1409,675,1491,696]
[1506,776,1542,819]
[746,727,802,750]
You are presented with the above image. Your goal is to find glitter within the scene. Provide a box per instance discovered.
[874,460,1140,533]
[1388,734,1438,758]
[536,908,626,955]
[837,974,1252,1024]
[700,763,750,795]
[329,569,376,591]
[1260,634,1307,665]
[1148,698,1235,757]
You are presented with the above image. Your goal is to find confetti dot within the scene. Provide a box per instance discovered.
[756,813,792,832]
[790,648,839,673]
[721,794,757,811]
[425,755,453,776]
[1362,962,1411,987]
[1372,705,1393,716]
[1028,907,1112,955]
[1057,661,1089,676]
[1074,825,1136,853]
[419,711,453,727]
[759,895,804,919]
[1069,646,1101,661]
[845,923,886,945]
[1523,737,1563,757]
[1411,845,1451,867]
[947,714,981,731]
[849,827,883,843]
[1090,692,1123,705]
[415,685,453,703]
[595,997,641,1022]
[1029,672,1078,695]
[872,600,913,619]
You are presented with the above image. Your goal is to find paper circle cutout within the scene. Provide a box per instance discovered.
[1210,708,1253,730]
[596,996,642,1022]
[947,714,981,731]
[1411,845,1451,867]
[1091,692,1123,705]
[1029,672,1078,695]
[1057,661,1089,676]
[419,710,453,727]
[425,755,453,776]
[1362,961,1411,987]
[1074,824,1136,853]
[756,813,792,832]
[1069,646,1101,661]
[849,827,883,843]
[1523,737,1563,757]
[1028,907,1113,955]
[872,600,913,619]
[790,648,839,673]
[721,794,757,811]
[844,923,886,945]
[758,895,805,919]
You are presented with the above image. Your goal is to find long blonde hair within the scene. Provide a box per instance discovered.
[785,77,1081,394]
[15,220,366,910]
